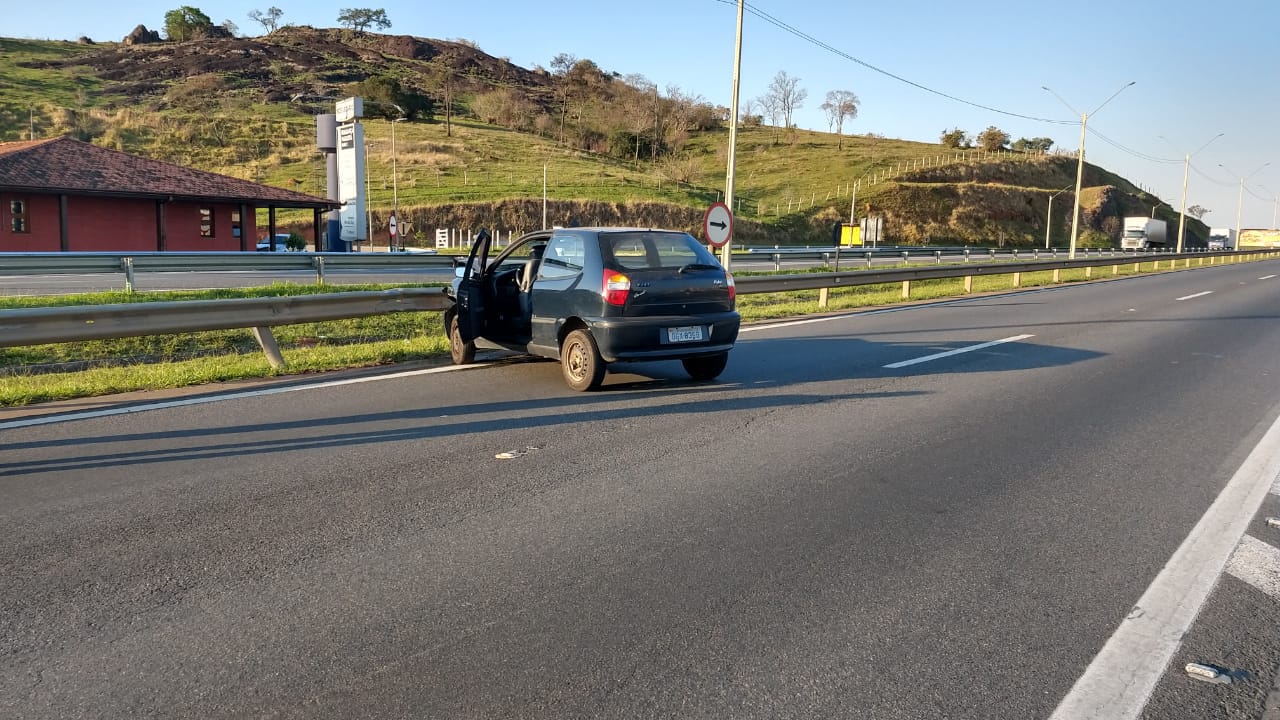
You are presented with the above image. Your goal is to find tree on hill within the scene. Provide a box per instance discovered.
[977,126,1010,151]
[427,66,456,137]
[764,71,806,130]
[1012,136,1054,153]
[247,7,283,33]
[940,128,968,148]
[1187,204,1210,220]
[346,75,432,120]
[337,8,391,32]
[820,89,859,149]
[163,6,215,41]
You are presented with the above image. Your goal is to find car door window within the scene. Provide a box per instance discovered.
[538,234,586,280]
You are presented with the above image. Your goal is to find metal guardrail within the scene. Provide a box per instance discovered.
[0,246,1174,289]
[1,250,1273,368]
[0,251,456,290]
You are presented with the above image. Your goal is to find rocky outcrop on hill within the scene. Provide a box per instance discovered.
[123,25,160,45]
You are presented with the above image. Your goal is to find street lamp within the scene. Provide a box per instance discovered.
[1261,184,1279,230]
[1045,183,1074,249]
[1220,161,1270,244]
[1161,133,1223,253]
[721,0,745,270]
[1043,81,1135,259]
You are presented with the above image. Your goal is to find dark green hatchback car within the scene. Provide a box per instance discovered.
[444,227,740,391]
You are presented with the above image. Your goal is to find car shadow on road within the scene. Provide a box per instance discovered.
[1,332,1106,478]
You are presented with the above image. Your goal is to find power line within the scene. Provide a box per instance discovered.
[714,0,1076,126]
[1086,127,1180,164]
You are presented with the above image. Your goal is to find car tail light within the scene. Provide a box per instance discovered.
[725,272,736,304]
[603,270,631,306]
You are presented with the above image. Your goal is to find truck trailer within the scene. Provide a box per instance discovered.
[1207,227,1237,250]
[1121,217,1169,250]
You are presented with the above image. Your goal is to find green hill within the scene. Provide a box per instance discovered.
[0,30,1208,246]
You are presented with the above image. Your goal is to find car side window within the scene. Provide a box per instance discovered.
[539,234,586,280]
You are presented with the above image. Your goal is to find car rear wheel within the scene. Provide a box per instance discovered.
[561,329,606,391]
[681,352,728,382]
[447,310,475,365]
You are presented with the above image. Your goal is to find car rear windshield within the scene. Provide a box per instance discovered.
[604,231,720,271]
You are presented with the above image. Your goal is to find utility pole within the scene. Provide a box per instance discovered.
[721,0,745,270]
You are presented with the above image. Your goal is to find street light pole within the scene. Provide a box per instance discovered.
[1263,185,1279,229]
[1162,133,1223,252]
[1043,81,1134,259]
[1045,183,1074,249]
[1220,162,1270,243]
[721,0,745,270]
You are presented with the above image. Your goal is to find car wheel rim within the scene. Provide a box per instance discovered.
[567,341,586,381]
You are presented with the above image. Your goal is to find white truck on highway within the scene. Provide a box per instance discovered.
[1207,227,1237,250]
[1121,217,1168,250]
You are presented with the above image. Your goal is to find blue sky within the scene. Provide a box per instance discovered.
[11,0,1280,228]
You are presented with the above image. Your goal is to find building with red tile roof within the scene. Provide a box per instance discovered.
[0,136,336,252]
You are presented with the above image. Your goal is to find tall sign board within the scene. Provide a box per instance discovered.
[335,97,366,244]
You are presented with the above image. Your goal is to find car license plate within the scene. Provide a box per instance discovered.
[667,326,704,343]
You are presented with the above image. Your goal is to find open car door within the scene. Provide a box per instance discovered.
[455,229,492,344]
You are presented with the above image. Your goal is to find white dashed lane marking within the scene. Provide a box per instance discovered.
[883,334,1035,369]
[1176,291,1214,301]
[1259,275,1277,280]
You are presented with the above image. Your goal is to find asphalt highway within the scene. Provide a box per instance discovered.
[3,260,1280,719]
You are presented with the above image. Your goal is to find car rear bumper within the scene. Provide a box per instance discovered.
[588,311,740,362]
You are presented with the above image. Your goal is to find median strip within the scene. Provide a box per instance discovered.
[883,334,1035,369]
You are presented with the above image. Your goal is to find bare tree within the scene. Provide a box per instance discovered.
[247,6,282,33]
[819,90,859,149]
[763,71,806,130]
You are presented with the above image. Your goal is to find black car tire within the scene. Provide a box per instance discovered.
[681,352,729,382]
[561,329,606,392]
[447,310,476,365]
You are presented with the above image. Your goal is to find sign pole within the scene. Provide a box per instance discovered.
[721,0,744,271]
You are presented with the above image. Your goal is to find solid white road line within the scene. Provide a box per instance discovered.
[1226,535,1280,602]
[1176,291,1214,301]
[1259,275,1277,280]
[1048,408,1280,720]
[0,364,476,431]
[883,334,1035,369]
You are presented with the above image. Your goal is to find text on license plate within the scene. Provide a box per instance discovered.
[667,326,705,343]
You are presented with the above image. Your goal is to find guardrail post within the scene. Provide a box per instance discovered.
[833,245,841,271]
[934,251,942,264]
[901,280,911,299]
[963,275,973,293]
[900,251,909,266]
[1133,261,1141,273]
[121,257,136,293]
[1112,263,1119,275]
[773,253,781,272]
[1052,268,1060,283]
[865,251,873,269]
[251,327,287,369]
[1052,248,1058,259]
[1033,249,1040,260]
[818,287,830,308]
[314,255,327,285]
[1012,249,1019,262]
[823,252,831,267]
[1012,272,1021,288]
[963,248,971,263]
[989,249,996,261]
[1085,266,1093,278]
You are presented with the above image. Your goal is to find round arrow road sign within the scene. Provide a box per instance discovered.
[389,213,398,238]
[703,202,733,248]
